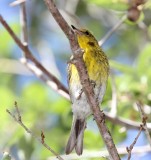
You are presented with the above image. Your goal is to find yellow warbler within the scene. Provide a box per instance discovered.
[66,25,109,155]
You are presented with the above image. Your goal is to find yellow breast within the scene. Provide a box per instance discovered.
[69,46,109,85]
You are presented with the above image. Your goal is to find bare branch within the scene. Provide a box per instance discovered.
[137,101,151,147]
[126,101,151,160]
[6,102,64,160]
[44,0,120,159]
[126,125,143,160]
[0,15,69,98]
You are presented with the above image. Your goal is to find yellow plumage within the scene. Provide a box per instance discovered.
[66,25,109,155]
[69,46,109,84]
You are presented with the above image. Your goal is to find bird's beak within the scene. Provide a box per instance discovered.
[71,25,83,35]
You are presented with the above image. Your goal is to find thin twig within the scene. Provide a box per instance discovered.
[126,102,151,160]
[0,15,69,98]
[6,102,64,160]
[126,125,144,160]
[99,15,127,46]
[137,101,151,148]
[44,0,120,159]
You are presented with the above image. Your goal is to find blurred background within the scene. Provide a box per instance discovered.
[0,0,151,160]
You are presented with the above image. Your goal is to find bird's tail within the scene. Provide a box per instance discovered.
[65,117,86,155]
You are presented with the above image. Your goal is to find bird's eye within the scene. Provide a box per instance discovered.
[85,31,89,35]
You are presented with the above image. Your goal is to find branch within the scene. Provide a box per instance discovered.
[126,101,151,160]
[126,125,143,160]
[137,102,151,147]
[6,102,64,160]
[44,0,120,159]
[0,15,69,99]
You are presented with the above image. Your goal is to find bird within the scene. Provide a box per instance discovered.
[65,25,109,155]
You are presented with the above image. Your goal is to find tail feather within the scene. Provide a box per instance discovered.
[65,118,77,154]
[65,117,86,155]
[75,120,86,155]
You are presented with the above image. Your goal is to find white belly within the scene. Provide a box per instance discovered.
[70,82,106,119]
